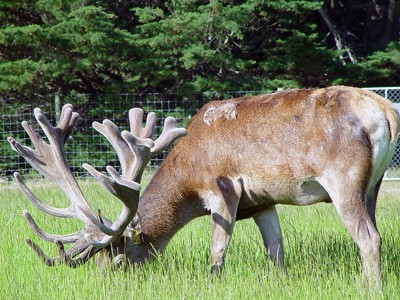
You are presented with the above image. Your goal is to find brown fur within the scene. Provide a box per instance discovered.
[131,86,398,290]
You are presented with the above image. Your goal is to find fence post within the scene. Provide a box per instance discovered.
[54,94,61,123]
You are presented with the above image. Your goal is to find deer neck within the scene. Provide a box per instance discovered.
[134,163,206,261]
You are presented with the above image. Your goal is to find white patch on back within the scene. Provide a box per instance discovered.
[203,102,237,125]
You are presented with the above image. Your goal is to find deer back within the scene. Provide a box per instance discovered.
[139,86,398,225]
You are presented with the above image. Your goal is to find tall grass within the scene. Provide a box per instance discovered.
[1,180,399,299]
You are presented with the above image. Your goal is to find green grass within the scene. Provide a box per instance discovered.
[1,180,400,299]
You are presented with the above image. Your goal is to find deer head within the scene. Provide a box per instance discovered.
[8,104,186,267]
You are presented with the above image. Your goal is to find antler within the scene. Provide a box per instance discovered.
[8,104,186,267]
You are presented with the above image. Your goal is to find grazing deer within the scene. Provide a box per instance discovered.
[8,86,399,290]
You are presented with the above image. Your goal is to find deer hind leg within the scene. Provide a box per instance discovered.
[365,175,384,228]
[325,182,382,291]
[253,206,284,269]
[207,177,241,274]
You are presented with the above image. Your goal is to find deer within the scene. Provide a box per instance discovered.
[8,86,399,291]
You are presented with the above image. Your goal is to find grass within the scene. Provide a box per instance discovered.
[1,179,400,299]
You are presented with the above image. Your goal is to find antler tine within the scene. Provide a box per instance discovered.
[129,108,156,139]
[23,210,83,243]
[14,172,76,218]
[150,116,187,156]
[25,239,57,266]
[91,119,154,182]
[8,105,80,184]
[25,238,98,268]
[57,240,98,268]
[34,105,80,153]
[128,108,187,157]
[58,104,77,142]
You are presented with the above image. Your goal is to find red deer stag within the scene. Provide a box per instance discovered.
[8,86,399,290]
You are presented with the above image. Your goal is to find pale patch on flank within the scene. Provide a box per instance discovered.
[199,190,217,212]
[203,102,237,125]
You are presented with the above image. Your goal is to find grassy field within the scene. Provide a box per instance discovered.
[1,179,399,299]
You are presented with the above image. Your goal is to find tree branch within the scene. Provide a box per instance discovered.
[318,8,357,64]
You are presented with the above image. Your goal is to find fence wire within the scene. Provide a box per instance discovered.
[0,91,256,181]
[1,87,400,182]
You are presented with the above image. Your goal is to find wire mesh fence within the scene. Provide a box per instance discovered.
[1,87,400,182]
[0,91,265,181]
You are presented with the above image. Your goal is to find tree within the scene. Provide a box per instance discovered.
[0,0,398,102]
[0,1,138,100]
[318,0,400,85]
[354,41,400,86]
[130,0,345,92]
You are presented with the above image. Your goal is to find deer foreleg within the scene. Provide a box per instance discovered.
[207,177,241,274]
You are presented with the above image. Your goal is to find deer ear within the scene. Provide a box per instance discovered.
[126,213,143,244]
